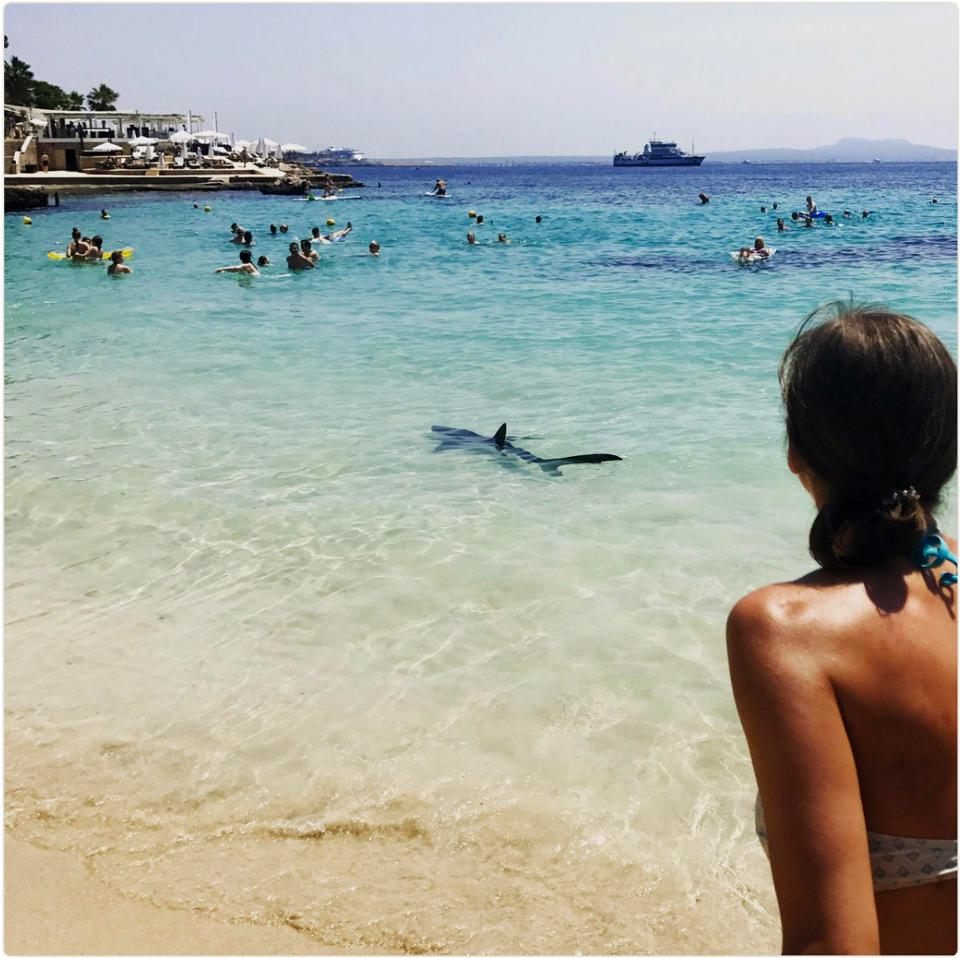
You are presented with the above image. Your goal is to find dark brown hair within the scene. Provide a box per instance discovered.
[779,301,956,568]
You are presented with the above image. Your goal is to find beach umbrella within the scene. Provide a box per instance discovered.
[91,141,122,153]
[254,137,269,155]
[130,135,157,146]
[168,130,194,144]
[212,144,230,154]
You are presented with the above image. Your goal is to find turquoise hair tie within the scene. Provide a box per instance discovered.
[912,533,958,587]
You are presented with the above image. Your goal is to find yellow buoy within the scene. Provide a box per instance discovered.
[203,205,212,212]
[326,218,335,226]
[22,216,32,225]
[468,210,476,218]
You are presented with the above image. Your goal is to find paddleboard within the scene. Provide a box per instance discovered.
[48,247,135,261]
[423,192,452,198]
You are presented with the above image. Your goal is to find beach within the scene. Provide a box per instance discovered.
[5,161,956,953]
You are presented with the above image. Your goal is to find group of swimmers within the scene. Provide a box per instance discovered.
[465,210,543,246]
[64,226,132,275]
[216,219,381,275]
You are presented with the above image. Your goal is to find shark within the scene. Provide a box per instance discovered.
[430,423,622,473]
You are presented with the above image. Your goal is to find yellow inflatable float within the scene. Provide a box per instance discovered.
[47,247,135,261]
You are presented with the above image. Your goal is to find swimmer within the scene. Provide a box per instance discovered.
[193,203,200,209]
[843,210,852,218]
[760,206,767,213]
[270,224,278,235]
[861,210,871,219]
[791,211,800,222]
[279,224,289,234]
[824,214,834,225]
[107,249,132,275]
[324,222,353,242]
[753,236,769,258]
[806,195,818,214]
[100,209,110,220]
[431,178,447,197]
[310,226,331,245]
[257,255,270,267]
[776,218,788,232]
[83,235,104,261]
[66,227,83,258]
[803,216,814,228]
[698,192,710,204]
[931,198,939,204]
[300,238,319,263]
[535,215,542,223]
[215,249,259,275]
[230,227,244,244]
[772,202,778,210]
[241,230,255,246]
[229,222,239,234]
[467,231,476,245]
[287,241,315,270]
[497,233,508,243]
[368,240,380,256]
[737,246,753,263]
[475,214,484,225]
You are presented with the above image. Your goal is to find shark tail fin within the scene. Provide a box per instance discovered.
[538,454,623,471]
[493,423,508,450]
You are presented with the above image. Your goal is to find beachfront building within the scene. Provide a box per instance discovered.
[4,105,224,173]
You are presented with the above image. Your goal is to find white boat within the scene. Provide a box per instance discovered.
[614,138,705,167]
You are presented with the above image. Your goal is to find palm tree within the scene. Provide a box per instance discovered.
[64,90,84,109]
[86,83,119,111]
[4,55,35,106]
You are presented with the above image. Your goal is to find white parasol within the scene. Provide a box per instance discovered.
[91,141,123,153]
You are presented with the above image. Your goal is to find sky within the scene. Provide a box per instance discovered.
[4,2,958,157]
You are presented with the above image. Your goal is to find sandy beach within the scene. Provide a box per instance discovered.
[4,836,361,956]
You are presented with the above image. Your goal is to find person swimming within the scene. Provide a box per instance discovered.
[270,224,278,235]
[107,249,132,275]
[467,231,477,245]
[698,192,710,204]
[324,222,352,242]
[287,241,314,270]
[777,218,788,231]
[279,224,289,234]
[772,202,779,210]
[309,226,331,246]
[66,227,83,258]
[241,230,255,246]
[861,210,871,219]
[753,236,769,258]
[300,238,319,263]
[100,209,110,220]
[216,249,259,275]
[737,246,753,263]
[257,255,270,267]
[497,233,508,243]
[535,215,543,223]
[368,240,380,256]
[803,216,814,228]
[475,214,484,225]
[843,210,852,218]
[824,214,834,225]
[760,206,767,213]
[83,236,104,261]
[791,211,800,222]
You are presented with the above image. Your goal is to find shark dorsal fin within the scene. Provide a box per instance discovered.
[493,423,507,450]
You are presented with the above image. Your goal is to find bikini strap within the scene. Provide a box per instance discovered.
[912,533,958,587]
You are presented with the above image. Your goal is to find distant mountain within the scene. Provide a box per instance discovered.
[705,138,957,164]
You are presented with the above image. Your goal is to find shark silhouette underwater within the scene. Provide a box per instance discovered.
[430,423,622,473]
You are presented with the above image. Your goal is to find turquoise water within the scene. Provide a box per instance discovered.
[5,163,957,953]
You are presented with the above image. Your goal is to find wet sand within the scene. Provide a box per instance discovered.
[4,836,360,956]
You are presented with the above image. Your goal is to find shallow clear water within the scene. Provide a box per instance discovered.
[5,162,957,953]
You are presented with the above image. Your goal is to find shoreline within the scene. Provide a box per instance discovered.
[4,836,365,956]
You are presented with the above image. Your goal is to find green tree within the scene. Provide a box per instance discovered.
[64,90,84,109]
[86,82,118,111]
[32,79,70,109]
[4,55,35,106]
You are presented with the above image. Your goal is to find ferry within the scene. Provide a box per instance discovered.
[299,146,376,167]
[613,138,705,167]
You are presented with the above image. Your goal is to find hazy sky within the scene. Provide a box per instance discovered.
[5,2,957,156]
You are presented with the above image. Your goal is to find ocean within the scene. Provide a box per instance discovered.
[5,161,957,954]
